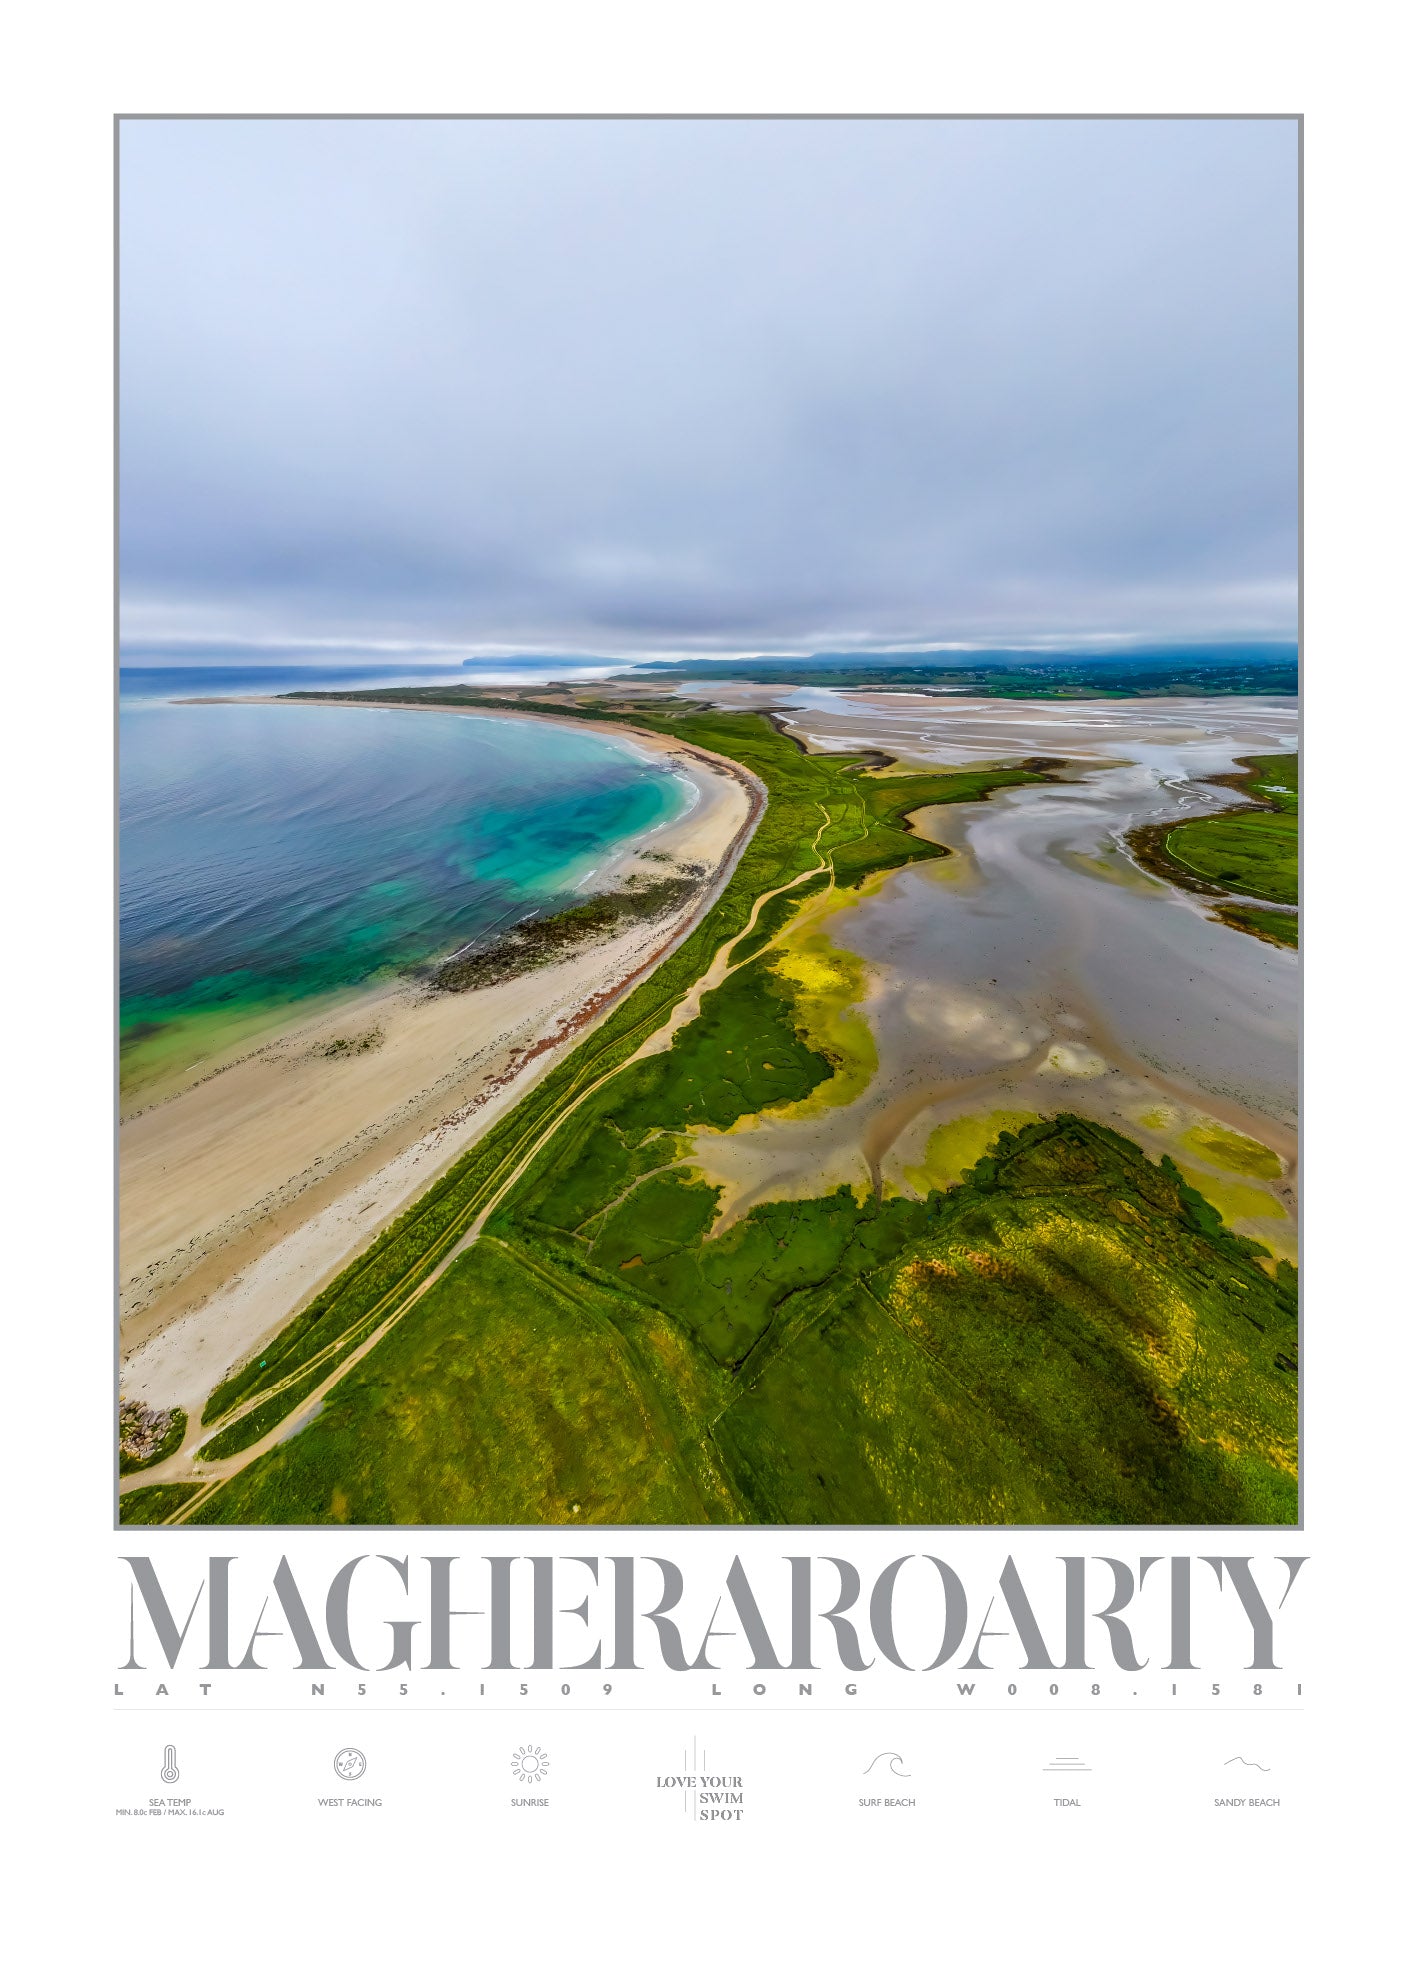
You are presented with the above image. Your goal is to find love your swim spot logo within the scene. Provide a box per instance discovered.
[656,1736,747,1823]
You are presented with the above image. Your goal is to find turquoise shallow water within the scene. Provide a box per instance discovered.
[119,680,687,1085]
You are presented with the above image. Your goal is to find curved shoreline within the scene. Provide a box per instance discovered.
[120,699,762,1412]
[1123,752,1297,947]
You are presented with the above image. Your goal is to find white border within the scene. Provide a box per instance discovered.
[5,2,1408,1968]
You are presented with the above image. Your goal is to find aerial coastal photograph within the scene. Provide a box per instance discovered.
[117,116,1298,1527]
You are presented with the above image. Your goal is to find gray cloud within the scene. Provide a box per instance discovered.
[119,117,1298,657]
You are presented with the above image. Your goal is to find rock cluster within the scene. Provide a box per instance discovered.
[119,1397,178,1463]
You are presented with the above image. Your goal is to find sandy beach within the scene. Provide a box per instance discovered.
[120,708,758,1413]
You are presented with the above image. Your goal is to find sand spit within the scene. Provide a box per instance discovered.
[120,707,758,1412]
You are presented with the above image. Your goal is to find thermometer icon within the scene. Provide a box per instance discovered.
[160,1745,180,1785]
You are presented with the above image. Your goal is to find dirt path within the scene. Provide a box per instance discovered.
[126,794,841,1519]
[120,703,758,1357]
[633,805,834,1056]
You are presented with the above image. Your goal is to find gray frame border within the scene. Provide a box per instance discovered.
[113,104,1301,1531]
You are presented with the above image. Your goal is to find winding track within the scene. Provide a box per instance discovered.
[130,798,841,1521]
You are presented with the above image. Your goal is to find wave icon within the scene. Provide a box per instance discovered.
[863,1752,911,1778]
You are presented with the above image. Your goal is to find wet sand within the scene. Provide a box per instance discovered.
[686,691,1299,1259]
[120,713,756,1410]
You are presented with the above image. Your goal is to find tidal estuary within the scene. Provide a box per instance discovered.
[687,692,1299,1261]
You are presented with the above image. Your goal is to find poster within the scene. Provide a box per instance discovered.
[9,6,1405,1971]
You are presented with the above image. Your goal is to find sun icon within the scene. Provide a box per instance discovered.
[511,1744,550,1785]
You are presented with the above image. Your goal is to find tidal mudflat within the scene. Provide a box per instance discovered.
[688,692,1298,1264]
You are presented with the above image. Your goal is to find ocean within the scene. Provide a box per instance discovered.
[119,667,689,1095]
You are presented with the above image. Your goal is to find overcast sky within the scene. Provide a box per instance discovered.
[119,118,1298,661]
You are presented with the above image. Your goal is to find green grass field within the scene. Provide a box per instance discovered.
[1130,752,1297,948]
[118,1483,203,1525]
[194,1117,1296,1525]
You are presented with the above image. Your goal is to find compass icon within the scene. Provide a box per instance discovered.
[333,1747,367,1782]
